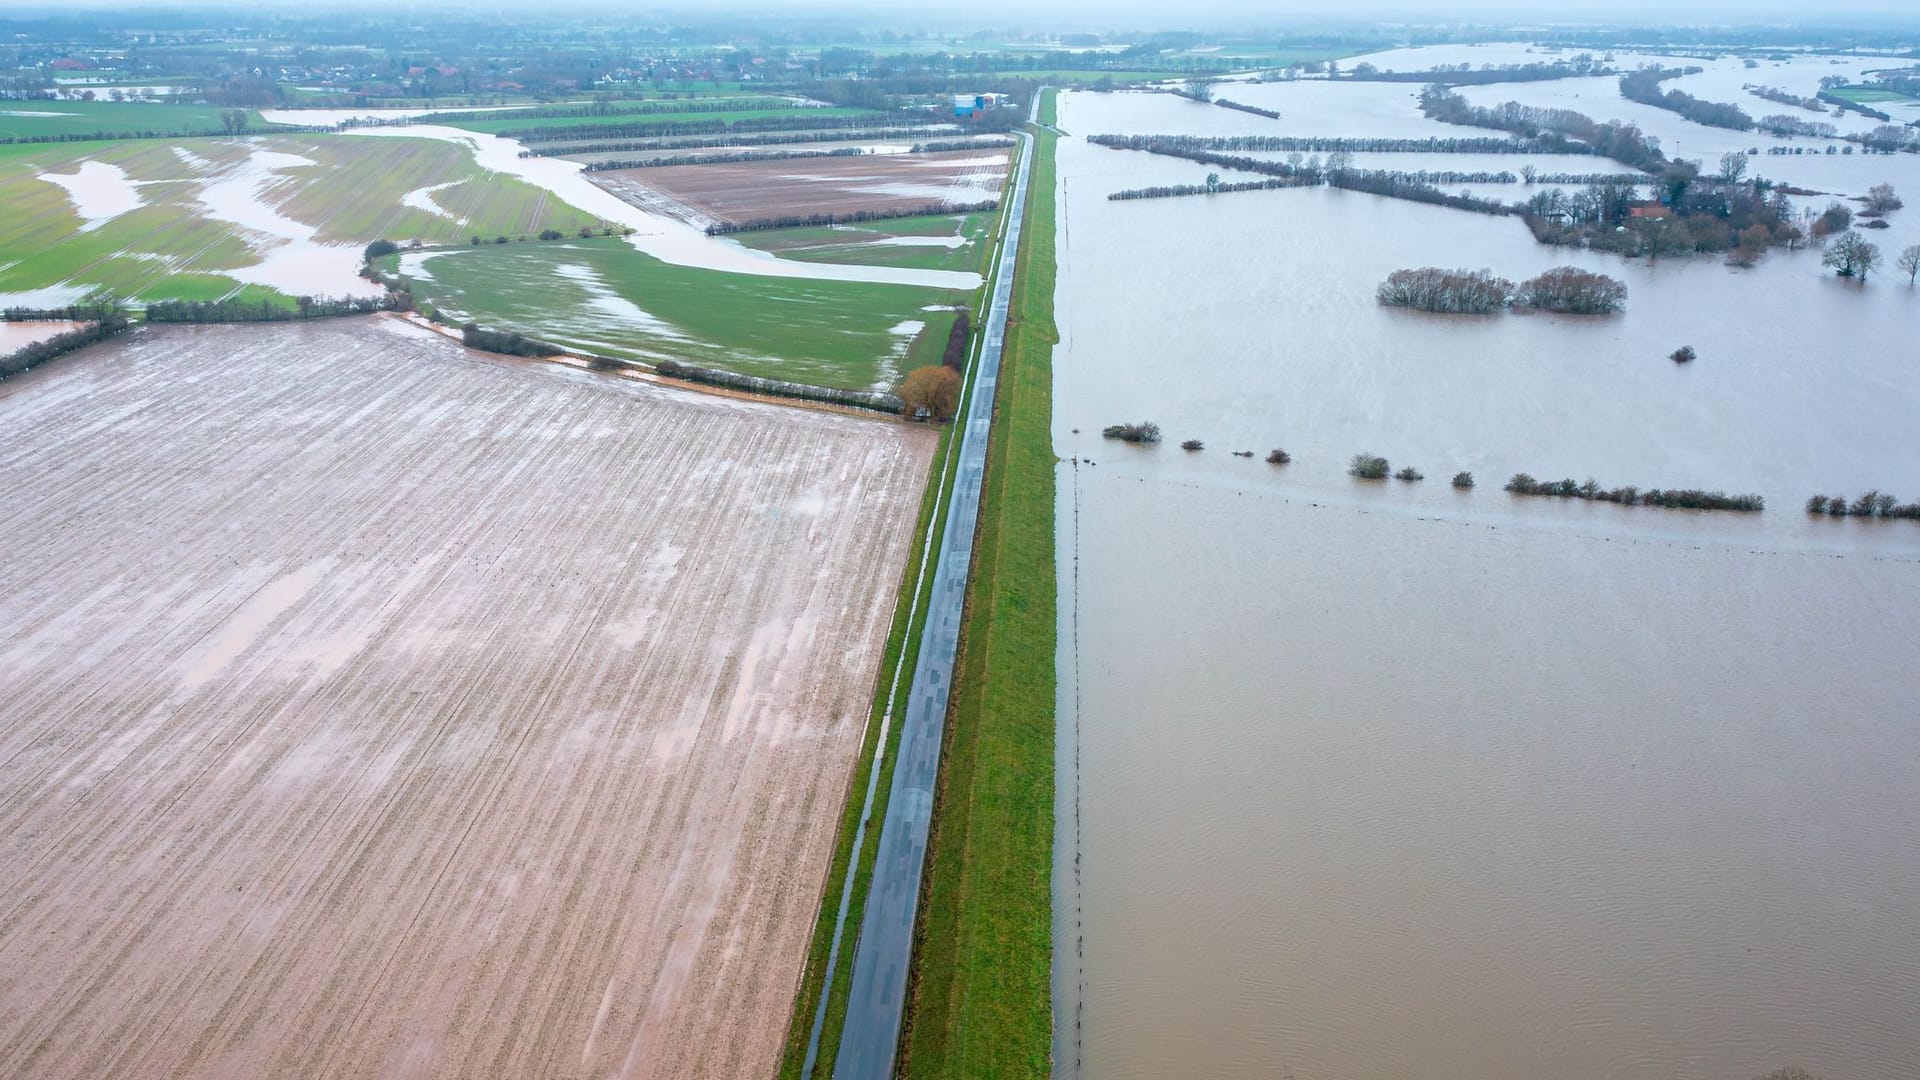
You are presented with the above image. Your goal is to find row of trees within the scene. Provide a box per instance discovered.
[546,125,958,160]
[498,110,896,145]
[459,323,564,357]
[1212,99,1280,120]
[1505,474,1765,512]
[1090,131,1601,156]
[703,200,998,236]
[1619,67,1754,131]
[1806,492,1920,519]
[146,294,402,323]
[1757,114,1838,139]
[941,308,971,370]
[1377,266,1627,314]
[0,310,132,379]
[1417,86,1667,172]
[654,357,906,414]
[1094,139,1518,216]
[1334,58,1612,85]
[1108,177,1305,201]
[417,97,796,126]
[1746,84,1825,112]
[583,146,866,170]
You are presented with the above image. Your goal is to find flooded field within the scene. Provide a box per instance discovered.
[593,148,1010,228]
[1053,52,1920,1080]
[0,319,933,1078]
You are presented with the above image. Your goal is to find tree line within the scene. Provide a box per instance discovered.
[146,294,404,323]
[523,124,958,158]
[0,309,132,379]
[412,97,797,127]
[500,110,896,145]
[1505,473,1764,512]
[459,323,564,357]
[1212,99,1280,120]
[1333,58,1613,85]
[1817,89,1893,123]
[1376,266,1627,314]
[656,358,904,414]
[1746,85,1825,112]
[1806,492,1920,520]
[1757,114,1838,138]
[1108,177,1307,201]
[1095,139,1521,216]
[582,146,866,170]
[1619,67,1754,131]
[1417,86,1666,172]
[704,200,998,235]
[1090,131,1604,156]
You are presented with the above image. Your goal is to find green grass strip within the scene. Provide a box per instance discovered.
[899,104,1058,1079]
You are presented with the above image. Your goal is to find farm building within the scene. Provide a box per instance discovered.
[953,91,1012,117]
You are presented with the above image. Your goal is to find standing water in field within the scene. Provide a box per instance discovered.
[1051,59,1920,1080]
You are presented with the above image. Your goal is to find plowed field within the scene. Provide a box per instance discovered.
[0,318,933,1078]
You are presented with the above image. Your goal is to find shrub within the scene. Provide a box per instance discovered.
[538,228,565,241]
[1394,466,1424,481]
[1376,267,1514,313]
[898,365,962,421]
[942,307,972,371]
[1266,448,1291,464]
[1452,471,1475,488]
[1513,267,1627,313]
[1671,345,1696,363]
[494,235,509,244]
[1181,439,1204,451]
[1806,494,1830,514]
[1349,453,1390,480]
[362,239,399,262]
[1102,421,1161,443]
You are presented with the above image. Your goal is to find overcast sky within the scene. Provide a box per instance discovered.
[15,0,1920,28]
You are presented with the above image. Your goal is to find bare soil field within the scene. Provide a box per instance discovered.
[0,318,934,1078]
[590,148,1009,228]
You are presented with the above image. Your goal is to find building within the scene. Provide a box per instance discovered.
[952,92,1012,118]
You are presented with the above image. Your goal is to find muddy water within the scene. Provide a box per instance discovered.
[0,321,82,352]
[1053,77,1920,1080]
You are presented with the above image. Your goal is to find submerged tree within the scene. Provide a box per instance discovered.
[1349,453,1390,480]
[1897,244,1920,286]
[1822,231,1881,280]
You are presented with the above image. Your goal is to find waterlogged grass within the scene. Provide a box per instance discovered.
[0,134,604,304]
[735,212,996,274]
[391,237,967,389]
[0,101,273,140]
[264,136,605,243]
[899,115,1057,1079]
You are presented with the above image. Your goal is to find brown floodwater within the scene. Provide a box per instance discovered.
[1052,66,1920,1080]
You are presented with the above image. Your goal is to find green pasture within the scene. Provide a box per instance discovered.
[734,212,996,274]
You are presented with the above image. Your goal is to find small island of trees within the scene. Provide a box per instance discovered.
[1378,266,1626,314]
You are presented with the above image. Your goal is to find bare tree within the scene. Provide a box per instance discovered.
[1821,231,1881,280]
[1182,76,1216,103]
[1898,244,1920,286]
[1864,182,1903,215]
[1717,150,1748,184]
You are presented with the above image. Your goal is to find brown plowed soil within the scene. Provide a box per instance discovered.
[0,319,933,1078]
[592,147,1009,226]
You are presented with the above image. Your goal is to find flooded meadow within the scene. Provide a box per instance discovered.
[1052,47,1920,1080]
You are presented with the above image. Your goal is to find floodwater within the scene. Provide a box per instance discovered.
[0,321,82,351]
[1053,55,1920,1080]
[272,122,983,291]
[194,147,384,298]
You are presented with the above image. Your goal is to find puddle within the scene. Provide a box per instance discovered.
[39,161,144,231]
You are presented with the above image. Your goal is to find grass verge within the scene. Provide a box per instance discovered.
[898,105,1058,1078]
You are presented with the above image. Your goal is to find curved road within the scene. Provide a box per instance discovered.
[823,107,1038,1080]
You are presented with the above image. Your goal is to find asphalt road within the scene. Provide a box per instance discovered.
[825,113,1038,1080]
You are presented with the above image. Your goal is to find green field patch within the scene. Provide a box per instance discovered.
[0,101,274,140]
[734,212,995,274]
[391,237,969,390]
[1833,86,1920,105]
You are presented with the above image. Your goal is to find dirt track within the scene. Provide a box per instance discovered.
[0,319,934,1078]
